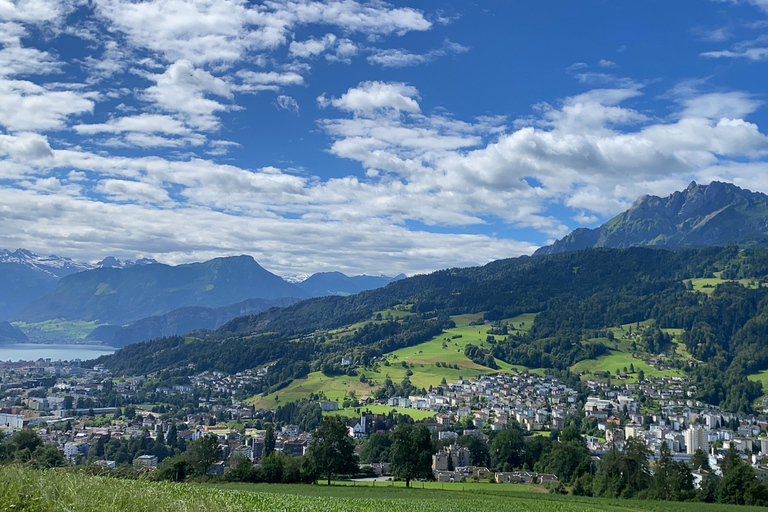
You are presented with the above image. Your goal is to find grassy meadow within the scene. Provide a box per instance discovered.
[4,466,767,512]
[249,312,541,410]
[12,319,105,342]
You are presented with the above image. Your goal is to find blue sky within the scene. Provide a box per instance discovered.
[0,0,767,277]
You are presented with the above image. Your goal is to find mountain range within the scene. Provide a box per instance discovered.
[535,181,768,255]
[0,249,405,345]
[87,296,301,348]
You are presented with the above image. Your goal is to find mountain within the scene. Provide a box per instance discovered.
[87,296,301,348]
[535,181,768,256]
[0,263,58,320]
[14,255,310,325]
[297,272,406,297]
[0,321,28,343]
[0,249,93,278]
[96,256,158,269]
[96,246,768,414]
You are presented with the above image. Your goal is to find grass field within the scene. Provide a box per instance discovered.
[689,273,764,295]
[570,349,683,382]
[12,319,105,342]
[249,313,541,410]
[748,370,768,399]
[4,466,768,512]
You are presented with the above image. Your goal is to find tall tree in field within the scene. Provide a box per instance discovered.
[390,424,434,487]
[263,425,276,458]
[187,434,222,476]
[306,415,357,485]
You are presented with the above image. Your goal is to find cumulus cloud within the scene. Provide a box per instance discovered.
[322,81,421,113]
[0,78,94,132]
[142,60,232,130]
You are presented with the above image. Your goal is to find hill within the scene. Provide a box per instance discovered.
[88,296,301,348]
[96,246,768,414]
[0,262,58,320]
[15,255,310,325]
[535,181,768,255]
[0,321,28,343]
[298,272,405,297]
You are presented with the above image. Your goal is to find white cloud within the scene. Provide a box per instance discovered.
[701,47,768,60]
[275,94,299,113]
[289,33,336,58]
[0,78,94,132]
[0,131,52,159]
[142,60,232,130]
[97,179,172,204]
[597,59,617,68]
[367,39,468,68]
[235,70,304,92]
[92,0,430,67]
[324,81,421,114]
[73,114,192,136]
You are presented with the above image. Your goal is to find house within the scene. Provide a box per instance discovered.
[319,401,339,412]
[133,454,158,470]
[63,442,89,462]
[432,445,470,472]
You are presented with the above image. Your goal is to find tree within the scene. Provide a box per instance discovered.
[457,434,490,467]
[718,444,762,505]
[166,424,177,447]
[305,415,357,485]
[263,425,276,459]
[156,454,191,482]
[691,448,710,472]
[489,428,525,471]
[390,424,434,487]
[187,434,222,476]
[358,432,391,463]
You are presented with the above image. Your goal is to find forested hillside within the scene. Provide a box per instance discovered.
[95,247,768,413]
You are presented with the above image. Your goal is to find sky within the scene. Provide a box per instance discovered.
[0,0,767,278]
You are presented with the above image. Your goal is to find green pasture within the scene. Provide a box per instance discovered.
[326,404,438,421]
[249,313,541,410]
[571,349,683,382]
[12,319,105,341]
[688,274,764,295]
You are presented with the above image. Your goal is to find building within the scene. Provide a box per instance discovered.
[133,454,158,470]
[348,414,367,438]
[319,400,339,411]
[0,413,25,429]
[685,425,709,454]
[432,444,470,472]
[624,420,643,439]
[64,442,89,462]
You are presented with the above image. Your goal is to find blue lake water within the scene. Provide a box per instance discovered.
[0,343,116,362]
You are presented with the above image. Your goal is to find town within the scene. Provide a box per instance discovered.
[3,354,768,490]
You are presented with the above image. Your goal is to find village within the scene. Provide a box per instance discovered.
[3,355,768,486]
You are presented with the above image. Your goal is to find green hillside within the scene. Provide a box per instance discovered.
[250,312,539,410]
[96,246,768,414]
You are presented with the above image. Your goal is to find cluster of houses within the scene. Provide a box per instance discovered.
[8,354,768,487]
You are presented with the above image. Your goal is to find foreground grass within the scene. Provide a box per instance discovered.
[3,466,766,512]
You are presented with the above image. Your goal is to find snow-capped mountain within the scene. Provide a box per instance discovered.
[96,256,159,269]
[0,249,159,278]
[0,249,94,278]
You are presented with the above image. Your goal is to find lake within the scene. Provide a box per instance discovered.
[0,343,116,362]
